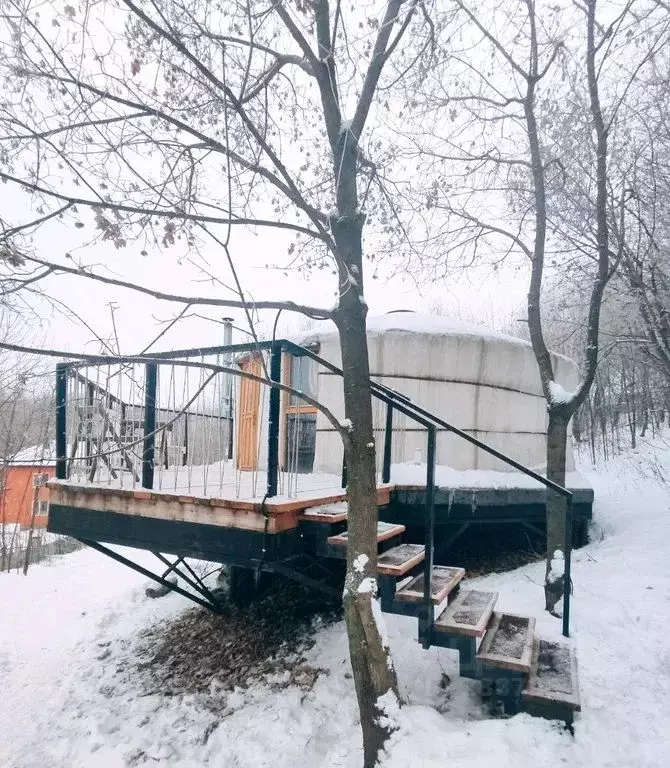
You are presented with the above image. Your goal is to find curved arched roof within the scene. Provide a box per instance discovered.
[300,311,531,349]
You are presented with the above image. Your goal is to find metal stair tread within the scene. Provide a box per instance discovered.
[377,543,425,575]
[435,589,499,637]
[476,611,536,674]
[327,521,405,547]
[300,502,348,523]
[395,565,465,604]
[522,638,581,714]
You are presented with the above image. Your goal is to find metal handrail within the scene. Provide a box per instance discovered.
[279,340,574,638]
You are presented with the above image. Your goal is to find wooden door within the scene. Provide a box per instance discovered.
[237,356,262,470]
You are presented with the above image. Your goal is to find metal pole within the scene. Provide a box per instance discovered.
[142,363,157,490]
[55,363,68,480]
[182,413,188,466]
[266,341,281,498]
[421,426,436,649]
[562,494,573,638]
[85,381,94,474]
[222,318,234,460]
[382,403,393,484]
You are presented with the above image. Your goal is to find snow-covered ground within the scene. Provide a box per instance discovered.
[1,438,669,767]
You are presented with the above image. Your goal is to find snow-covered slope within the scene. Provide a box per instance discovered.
[1,438,669,768]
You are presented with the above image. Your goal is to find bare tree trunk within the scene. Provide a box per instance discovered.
[333,213,399,768]
[587,394,597,463]
[22,480,40,575]
[621,363,636,449]
[595,375,608,460]
[640,365,650,437]
[572,406,583,445]
[545,409,569,613]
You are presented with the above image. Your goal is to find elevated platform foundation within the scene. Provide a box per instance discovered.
[48,471,592,566]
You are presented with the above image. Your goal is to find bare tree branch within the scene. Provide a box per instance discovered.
[12,252,334,319]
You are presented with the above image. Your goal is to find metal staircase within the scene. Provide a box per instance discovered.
[299,501,581,725]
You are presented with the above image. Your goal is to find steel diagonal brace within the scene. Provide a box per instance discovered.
[78,539,223,613]
[152,552,223,610]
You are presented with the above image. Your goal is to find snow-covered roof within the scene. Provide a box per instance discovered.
[300,311,531,348]
[5,441,56,467]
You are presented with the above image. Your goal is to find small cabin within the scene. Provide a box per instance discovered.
[234,311,580,479]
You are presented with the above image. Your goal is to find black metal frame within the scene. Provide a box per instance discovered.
[78,539,224,613]
[55,362,68,481]
[55,336,575,638]
[419,426,436,647]
[266,341,282,498]
[142,363,157,490]
[153,552,223,609]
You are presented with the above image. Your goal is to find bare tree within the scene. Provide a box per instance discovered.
[612,65,670,381]
[401,0,669,612]
[0,313,53,571]
[0,1,436,761]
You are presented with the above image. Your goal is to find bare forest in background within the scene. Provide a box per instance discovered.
[0,319,58,572]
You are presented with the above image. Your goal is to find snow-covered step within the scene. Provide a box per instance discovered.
[327,522,405,548]
[521,638,581,723]
[377,543,425,576]
[300,502,348,523]
[435,589,498,637]
[395,566,465,604]
[477,611,536,674]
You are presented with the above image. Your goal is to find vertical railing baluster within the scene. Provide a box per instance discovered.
[85,380,94,475]
[266,341,282,498]
[142,363,157,490]
[382,402,393,484]
[55,363,68,480]
[562,494,573,638]
[182,413,189,466]
[421,425,436,649]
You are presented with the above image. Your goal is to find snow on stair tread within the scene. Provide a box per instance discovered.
[395,566,465,604]
[435,589,498,637]
[327,521,405,547]
[301,502,348,523]
[377,543,425,575]
[477,611,536,674]
[522,638,581,712]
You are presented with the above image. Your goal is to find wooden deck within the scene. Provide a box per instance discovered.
[46,473,593,567]
[46,479,393,566]
[48,480,393,534]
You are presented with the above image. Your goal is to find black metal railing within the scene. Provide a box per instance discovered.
[54,337,574,638]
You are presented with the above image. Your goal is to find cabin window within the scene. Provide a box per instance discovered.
[284,355,317,474]
[289,354,317,406]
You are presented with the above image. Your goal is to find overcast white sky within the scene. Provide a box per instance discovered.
[6,184,529,357]
[0,0,539,360]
